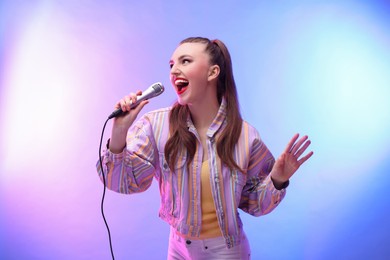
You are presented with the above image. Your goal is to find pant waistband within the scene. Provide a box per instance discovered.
[170,228,226,245]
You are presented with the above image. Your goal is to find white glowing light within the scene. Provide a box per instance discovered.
[1,10,80,174]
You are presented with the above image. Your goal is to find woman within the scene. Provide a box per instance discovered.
[97,37,313,259]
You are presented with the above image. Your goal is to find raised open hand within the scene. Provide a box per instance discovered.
[271,133,313,187]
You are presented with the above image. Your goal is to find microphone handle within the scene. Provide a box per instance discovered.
[108,108,125,119]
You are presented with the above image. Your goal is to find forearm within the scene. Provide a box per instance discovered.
[97,149,154,194]
[109,124,129,154]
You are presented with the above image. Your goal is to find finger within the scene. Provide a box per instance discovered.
[119,98,127,111]
[126,92,140,111]
[294,139,311,158]
[114,99,122,110]
[130,95,137,107]
[298,151,314,165]
[123,95,132,111]
[114,90,145,115]
[291,135,309,155]
[128,91,144,110]
[283,133,299,154]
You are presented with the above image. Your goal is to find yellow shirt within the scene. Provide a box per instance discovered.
[199,160,222,239]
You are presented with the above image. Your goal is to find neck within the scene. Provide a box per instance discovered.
[188,94,220,131]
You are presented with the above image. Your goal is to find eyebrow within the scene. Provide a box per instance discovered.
[169,55,193,64]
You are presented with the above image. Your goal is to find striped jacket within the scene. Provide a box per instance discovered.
[97,98,286,248]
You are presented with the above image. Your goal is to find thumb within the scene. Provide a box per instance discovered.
[132,100,149,114]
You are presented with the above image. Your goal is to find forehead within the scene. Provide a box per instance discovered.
[170,42,208,60]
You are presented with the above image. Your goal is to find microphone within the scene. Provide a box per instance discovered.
[108,82,165,119]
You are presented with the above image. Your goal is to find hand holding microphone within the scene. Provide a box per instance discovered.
[108,82,164,153]
[108,82,165,119]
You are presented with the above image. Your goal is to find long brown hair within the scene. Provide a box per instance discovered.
[164,37,243,172]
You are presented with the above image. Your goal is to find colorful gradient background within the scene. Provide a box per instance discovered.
[1,1,390,259]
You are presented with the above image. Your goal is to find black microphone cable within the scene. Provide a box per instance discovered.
[98,117,115,260]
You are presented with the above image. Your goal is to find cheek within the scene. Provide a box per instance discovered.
[187,66,209,83]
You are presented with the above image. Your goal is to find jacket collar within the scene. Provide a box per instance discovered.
[186,98,227,138]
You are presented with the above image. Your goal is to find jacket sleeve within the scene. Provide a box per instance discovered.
[238,135,287,216]
[96,115,158,194]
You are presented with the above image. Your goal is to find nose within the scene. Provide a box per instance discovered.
[170,64,180,75]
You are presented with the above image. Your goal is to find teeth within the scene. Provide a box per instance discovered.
[175,79,188,85]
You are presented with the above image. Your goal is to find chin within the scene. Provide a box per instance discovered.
[177,98,187,106]
[177,94,191,106]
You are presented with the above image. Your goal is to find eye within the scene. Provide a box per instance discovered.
[182,59,191,65]
[169,63,174,69]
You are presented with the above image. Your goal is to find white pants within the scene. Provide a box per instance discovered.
[167,228,251,260]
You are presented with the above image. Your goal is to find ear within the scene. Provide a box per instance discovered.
[208,65,220,81]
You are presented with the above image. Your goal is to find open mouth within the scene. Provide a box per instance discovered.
[175,78,189,94]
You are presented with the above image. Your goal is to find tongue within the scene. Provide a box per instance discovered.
[178,86,187,94]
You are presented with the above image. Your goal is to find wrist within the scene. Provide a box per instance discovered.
[271,176,289,190]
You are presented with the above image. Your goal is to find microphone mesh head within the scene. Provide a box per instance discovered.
[152,82,164,96]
